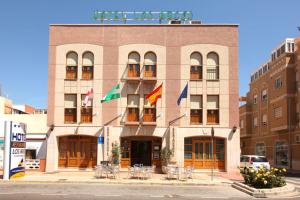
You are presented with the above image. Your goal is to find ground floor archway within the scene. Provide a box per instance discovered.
[120,136,162,168]
[184,137,225,170]
[58,135,97,168]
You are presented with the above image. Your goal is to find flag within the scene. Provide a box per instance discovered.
[146,83,162,106]
[177,83,188,105]
[83,88,93,108]
[101,84,120,103]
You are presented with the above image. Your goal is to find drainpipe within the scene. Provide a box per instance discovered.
[288,96,292,170]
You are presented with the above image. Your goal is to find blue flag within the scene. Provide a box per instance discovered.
[177,84,188,105]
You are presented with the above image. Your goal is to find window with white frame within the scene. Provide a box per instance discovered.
[253,94,258,104]
[253,117,258,128]
[262,114,267,126]
[275,77,282,89]
[274,107,282,118]
[261,89,267,101]
[240,119,244,129]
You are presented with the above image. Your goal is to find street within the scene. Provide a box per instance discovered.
[0,182,300,200]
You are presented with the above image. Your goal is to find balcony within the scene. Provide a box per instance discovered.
[142,108,156,126]
[125,107,140,126]
[142,65,157,83]
[123,64,141,82]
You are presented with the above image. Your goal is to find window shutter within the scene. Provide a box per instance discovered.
[207,95,219,109]
[190,95,202,109]
[65,94,77,108]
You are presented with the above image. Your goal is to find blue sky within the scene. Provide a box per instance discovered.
[0,0,299,108]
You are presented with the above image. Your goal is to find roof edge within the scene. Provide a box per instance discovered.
[49,23,239,27]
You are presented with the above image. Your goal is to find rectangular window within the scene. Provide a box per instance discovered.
[261,89,267,101]
[275,77,282,88]
[82,66,93,80]
[207,95,219,124]
[262,114,267,126]
[144,65,156,78]
[190,95,202,124]
[127,64,140,77]
[255,143,266,156]
[206,67,219,80]
[80,94,92,123]
[253,117,258,128]
[66,66,77,80]
[190,66,202,80]
[143,108,156,122]
[25,149,37,159]
[240,120,244,129]
[275,141,288,166]
[274,107,282,118]
[64,94,77,123]
[253,94,258,104]
[127,94,139,122]
[184,138,192,159]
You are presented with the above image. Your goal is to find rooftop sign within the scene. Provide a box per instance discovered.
[93,11,193,23]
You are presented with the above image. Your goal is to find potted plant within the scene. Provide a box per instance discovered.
[161,146,173,173]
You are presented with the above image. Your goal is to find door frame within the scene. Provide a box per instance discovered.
[120,136,162,168]
[58,135,97,168]
[184,136,226,170]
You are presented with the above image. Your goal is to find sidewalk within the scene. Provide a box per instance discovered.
[0,171,238,186]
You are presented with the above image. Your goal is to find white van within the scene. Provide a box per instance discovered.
[240,155,270,170]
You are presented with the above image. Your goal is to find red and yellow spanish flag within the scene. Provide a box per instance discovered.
[146,83,163,106]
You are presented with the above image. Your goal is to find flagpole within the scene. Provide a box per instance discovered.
[185,81,188,116]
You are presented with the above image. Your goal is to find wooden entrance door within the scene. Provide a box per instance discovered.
[193,140,214,169]
[184,137,225,170]
[58,136,97,168]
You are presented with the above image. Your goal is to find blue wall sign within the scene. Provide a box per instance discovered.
[98,136,104,144]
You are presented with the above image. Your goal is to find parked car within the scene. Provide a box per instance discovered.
[240,155,270,170]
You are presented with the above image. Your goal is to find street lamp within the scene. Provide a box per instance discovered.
[211,127,214,181]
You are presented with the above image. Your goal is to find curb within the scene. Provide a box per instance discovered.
[0,179,233,187]
[232,182,299,198]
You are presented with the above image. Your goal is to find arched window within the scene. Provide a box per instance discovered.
[82,52,94,80]
[207,52,219,80]
[127,52,140,78]
[190,52,202,80]
[144,52,157,78]
[66,52,78,80]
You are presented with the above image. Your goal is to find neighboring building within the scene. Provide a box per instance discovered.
[47,22,240,173]
[0,96,48,171]
[0,96,12,114]
[240,38,300,172]
[12,104,36,114]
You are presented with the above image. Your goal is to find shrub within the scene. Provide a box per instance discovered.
[160,147,173,166]
[240,166,286,189]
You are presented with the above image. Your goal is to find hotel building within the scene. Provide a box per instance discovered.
[47,22,240,173]
[240,38,300,172]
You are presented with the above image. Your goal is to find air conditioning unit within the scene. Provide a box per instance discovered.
[296,135,300,143]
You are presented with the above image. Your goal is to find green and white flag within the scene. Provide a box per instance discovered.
[100,84,120,103]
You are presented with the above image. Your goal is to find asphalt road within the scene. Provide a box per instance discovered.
[0,182,299,200]
[0,182,251,200]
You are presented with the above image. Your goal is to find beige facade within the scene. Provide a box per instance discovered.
[240,38,300,172]
[47,24,239,173]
